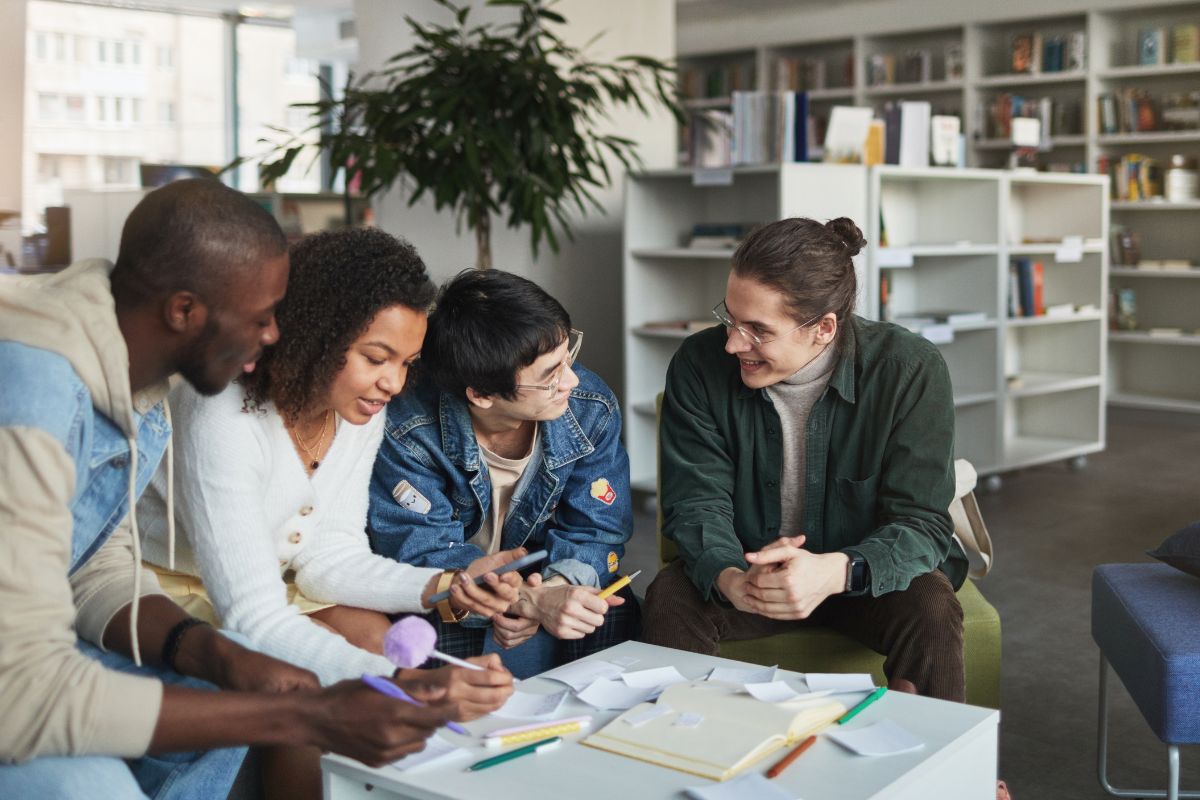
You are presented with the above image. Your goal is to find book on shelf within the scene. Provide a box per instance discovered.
[688,222,759,249]
[1067,31,1087,71]
[1111,287,1137,331]
[1044,302,1075,318]
[898,309,989,327]
[687,109,734,168]
[1097,88,1200,134]
[1012,34,1034,74]
[868,53,896,86]
[930,115,961,167]
[1139,28,1168,66]
[1009,259,1045,318]
[986,93,1081,140]
[945,43,964,80]
[679,61,756,101]
[1096,153,1163,201]
[898,101,932,168]
[582,681,846,782]
[1110,226,1142,266]
[1148,327,1186,337]
[900,48,933,84]
[1172,23,1200,64]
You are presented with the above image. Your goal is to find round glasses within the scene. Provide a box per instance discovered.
[712,301,821,347]
[513,329,583,397]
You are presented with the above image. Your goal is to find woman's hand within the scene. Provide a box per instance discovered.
[395,655,514,720]
[444,549,525,618]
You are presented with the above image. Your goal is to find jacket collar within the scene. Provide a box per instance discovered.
[437,391,595,472]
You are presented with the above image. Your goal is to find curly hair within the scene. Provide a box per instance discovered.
[240,227,435,423]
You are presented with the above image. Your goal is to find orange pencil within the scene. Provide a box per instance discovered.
[766,734,817,779]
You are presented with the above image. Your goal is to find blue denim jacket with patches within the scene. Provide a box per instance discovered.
[368,365,633,590]
[0,342,170,573]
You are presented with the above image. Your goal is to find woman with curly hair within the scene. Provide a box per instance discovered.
[136,228,520,684]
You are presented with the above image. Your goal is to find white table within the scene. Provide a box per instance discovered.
[322,641,998,800]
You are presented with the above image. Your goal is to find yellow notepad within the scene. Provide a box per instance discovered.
[582,681,845,781]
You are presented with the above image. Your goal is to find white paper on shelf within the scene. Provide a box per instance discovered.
[706,665,778,685]
[674,712,705,728]
[491,688,568,720]
[693,168,733,187]
[1055,235,1084,263]
[877,248,915,268]
[921,323,955,345]
[827,719,925,757]
[624,702,674,728]
[620,666,689,691]
[803,673,877,693]
[540,659,626,691]
[684,771,799,800]
[389,735,466,772]
[576,678,657,710]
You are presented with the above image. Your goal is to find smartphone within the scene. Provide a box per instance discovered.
[427,549,549,605]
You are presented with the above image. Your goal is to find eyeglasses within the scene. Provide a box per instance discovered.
[712,300,821,347]
[513,329,583,397]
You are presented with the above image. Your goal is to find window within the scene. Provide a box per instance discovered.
[113,40,124,65]
[160,101,175,124]
[156,44,174,70]
[64,95,84,122]
[34,32,48,60]
[37,93,58,121]
[96,39,107,63]
[102,157,136,186]
[37,154,61,180]
[130,41,141,66]
[94,96,107,122]
[54,32,66,61]
[131,98,142,123]
[113,97,124,123]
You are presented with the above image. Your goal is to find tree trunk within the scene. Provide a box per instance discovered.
[475,209,492,269]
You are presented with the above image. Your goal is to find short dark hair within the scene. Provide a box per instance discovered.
[110,179,287,307]
[731,217,866,328]
[241,228,436,422]
[421,269,571,400]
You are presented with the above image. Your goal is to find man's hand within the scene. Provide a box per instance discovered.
[743,535,848,620]
[394,655,514,721]
[439,549,525,619]
[205,630,320,693]
[516,572,622,640]
[310,680,449,766]
[491,611,541,649]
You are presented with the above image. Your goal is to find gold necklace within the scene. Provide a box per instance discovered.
[291,410,332,470]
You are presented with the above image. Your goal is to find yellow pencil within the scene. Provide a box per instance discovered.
[597,570,642,600]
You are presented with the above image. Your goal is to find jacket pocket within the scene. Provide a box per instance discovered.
[833,473,880,537]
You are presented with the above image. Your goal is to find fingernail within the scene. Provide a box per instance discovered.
[459,573,471,585]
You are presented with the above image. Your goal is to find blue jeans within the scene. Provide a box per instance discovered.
[0,639,247,800]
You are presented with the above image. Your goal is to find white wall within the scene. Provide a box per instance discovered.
[354,0,676,398]
[677,0,1184,54]
[1,0,26,217]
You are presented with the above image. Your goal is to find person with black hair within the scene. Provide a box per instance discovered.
[643,216,969,703]
[0,181,472,799]
[369,269,639,678]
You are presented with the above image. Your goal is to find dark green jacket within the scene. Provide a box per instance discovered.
[660,315,967,601]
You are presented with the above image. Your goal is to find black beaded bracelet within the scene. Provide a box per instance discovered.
[161,617,209,673]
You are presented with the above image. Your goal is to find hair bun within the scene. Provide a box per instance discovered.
[825,217,866,257]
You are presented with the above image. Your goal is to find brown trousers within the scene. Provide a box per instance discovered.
[642,559,966,702]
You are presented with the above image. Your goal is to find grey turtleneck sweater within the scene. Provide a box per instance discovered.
[764,342,839,538]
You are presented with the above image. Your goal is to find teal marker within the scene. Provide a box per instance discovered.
[466,736,562,771]
[837,686,887,725]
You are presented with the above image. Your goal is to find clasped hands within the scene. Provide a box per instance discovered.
[716,535,850,620]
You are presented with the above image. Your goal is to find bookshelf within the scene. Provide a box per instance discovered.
[623,165,1107,491]
[676,1,1200,417]
[870,168,1108,482]
[622,163,868,493]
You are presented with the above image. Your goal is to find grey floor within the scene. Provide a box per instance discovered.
[624,407,1200,799]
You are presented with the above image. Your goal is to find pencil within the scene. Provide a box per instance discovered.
[597,569,642,600]
[766,734,817,779]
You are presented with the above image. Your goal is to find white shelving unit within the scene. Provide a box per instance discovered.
[622,163,868,493]
[677,1,1200,417]
[869,167,1109,478]
[624,165,1107,491]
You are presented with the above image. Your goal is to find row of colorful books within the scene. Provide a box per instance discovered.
[867,46,962,86]
[1096,153,1164,201]
[1136,24,1200,66]
[680,63,756,101]
[772,54,853,93]
[1097,89,1200,135]
[1010,31,1086,74]
[684,93,823,167]
[983,94,1082,140]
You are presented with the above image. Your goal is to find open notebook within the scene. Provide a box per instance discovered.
[582,681,846,781]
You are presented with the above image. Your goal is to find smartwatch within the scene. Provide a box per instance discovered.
[844,552,869,595]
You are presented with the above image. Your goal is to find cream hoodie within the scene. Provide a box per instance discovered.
[0,260,173,762]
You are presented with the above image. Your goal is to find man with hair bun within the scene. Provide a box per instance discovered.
[643,215,969,704]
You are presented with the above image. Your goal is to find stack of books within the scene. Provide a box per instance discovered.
[1010,31,1086,74]
[1096,153,1163,201]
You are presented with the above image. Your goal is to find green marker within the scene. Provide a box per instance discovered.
[466,736,563,771]
[837,686,887,725]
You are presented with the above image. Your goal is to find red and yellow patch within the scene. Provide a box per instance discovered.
[590,477,616,506]
[607,551,619,573]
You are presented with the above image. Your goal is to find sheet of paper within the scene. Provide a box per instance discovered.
[921,323,954,345]
[877,248,914,268]
[621,666,689,691]
[827,719,925,756]
[540,659,626,691]
[492,688,568,720]
[745,681,801,703]
[624,702,674,728]
[576,678,657,710]
[609,655,641,668]
[389,735,465,772]
[706,665,777,685]
[674,712,704,728]
[1056,235,1084,263]
[684,771,798,800]
[804,673,877,693]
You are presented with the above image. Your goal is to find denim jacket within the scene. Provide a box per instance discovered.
[0,343,171,572]
[368,365,633,590]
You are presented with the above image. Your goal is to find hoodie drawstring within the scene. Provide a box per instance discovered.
[127,436,142,666]
[165,402,175,571]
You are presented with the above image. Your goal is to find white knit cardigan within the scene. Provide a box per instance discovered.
[139,381,440,686]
